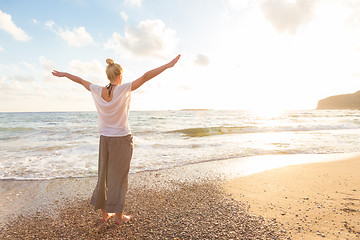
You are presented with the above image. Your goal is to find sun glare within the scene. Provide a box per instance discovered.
[250,106,286,118]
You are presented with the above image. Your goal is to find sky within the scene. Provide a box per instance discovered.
[1,0,360,112]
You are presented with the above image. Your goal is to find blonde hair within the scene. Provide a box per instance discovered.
[105,58,123,82]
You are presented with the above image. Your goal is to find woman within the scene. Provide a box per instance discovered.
[52,54,180,224]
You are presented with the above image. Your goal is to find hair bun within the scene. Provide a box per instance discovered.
[106,58,114,65]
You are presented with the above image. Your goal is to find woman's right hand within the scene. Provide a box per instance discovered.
[51,71,91,91]
[52,70,66,77]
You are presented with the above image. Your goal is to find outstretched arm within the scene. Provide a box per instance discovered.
[52,71,91,91]
[131,54,181,91]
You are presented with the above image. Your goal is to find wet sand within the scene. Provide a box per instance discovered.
[223,156,360,239]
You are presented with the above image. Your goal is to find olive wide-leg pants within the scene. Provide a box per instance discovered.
[90,134,133,213]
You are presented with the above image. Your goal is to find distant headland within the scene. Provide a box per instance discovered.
[317,91,360,110]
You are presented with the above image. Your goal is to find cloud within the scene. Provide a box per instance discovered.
[0,10,31,41]
[0,79,46,102]
[0,80,23,94]
[194,54,210,66]
[120,11,129,21]
[68,59,104,84]
[39,56,57,82]
[0,61,38,79]
[45,20,55,29]
[0,64,44,101]
[46,20,94,47]
[124,0,142,7]
[227,0,254,10]
[340,1,360,28]
[0,45,3,51]
[69,59,103,76]
[39,56,56,71]
[8,74,34,82]
[59,26,94,47]
[31,81,45,93]
[261,0,318,34]
[105,19,178,57]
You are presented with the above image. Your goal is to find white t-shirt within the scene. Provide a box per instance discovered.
[90,82,132,136]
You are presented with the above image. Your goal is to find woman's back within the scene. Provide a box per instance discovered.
[101,86,115,102]
[90,82,132,137]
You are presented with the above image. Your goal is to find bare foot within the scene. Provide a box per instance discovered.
[115,213,132,225]
[101,210,115,223]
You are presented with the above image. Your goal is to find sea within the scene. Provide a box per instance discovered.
[1,109,360,180]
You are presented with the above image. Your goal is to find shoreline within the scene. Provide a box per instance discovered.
[1,153,359,239]
[1,152,357,182]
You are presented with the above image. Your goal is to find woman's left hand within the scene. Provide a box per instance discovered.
[166,54,181,68]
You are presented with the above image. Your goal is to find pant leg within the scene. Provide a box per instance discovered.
[90,135,109,210]
[105,135,133,213]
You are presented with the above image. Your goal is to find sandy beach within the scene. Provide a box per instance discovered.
[0,158,286,239]
[0,154,359,239]
[224,156,360,239]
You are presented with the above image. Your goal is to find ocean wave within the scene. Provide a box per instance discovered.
[0,136,21,140]
[0,174,97,181]
[0,127,34,132]
[24,145,72,152]
[168,124,360,137]
[168,127,248,137]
